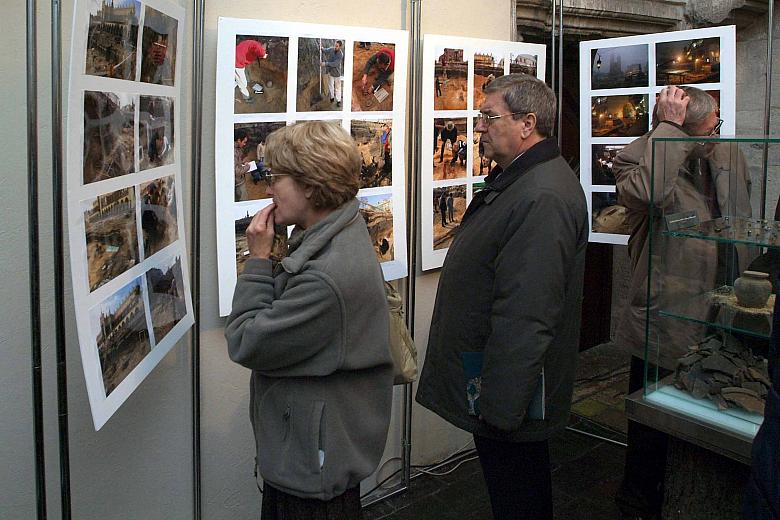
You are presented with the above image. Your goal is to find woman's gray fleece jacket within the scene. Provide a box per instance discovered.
[225,199,393,501]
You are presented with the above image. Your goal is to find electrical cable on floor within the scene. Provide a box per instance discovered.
[566,425,627,448]
[570,410,629,441]
[574,367,630,385]
[361,467,403,499]
[413,454,479,476]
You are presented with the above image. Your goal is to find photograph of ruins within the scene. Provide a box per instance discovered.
[433,48,467,111]
[139,5,178,85]
[432,185,466,251]
[85,0,140,80]
[592,192,629,235]
[433,118,467,180]
[296,37,344,112]
[591,144,625,185]
[91,277,152,396]
[656,37,720,85]
[84,187,139,292]
[234,35,289,115]
[234,212,288,275]
[473,51,504,108]
[83,90,136,185]
[509,52,537,76]
[591,44,648,90]
[358,193,394,262]
[140,175,178,258]
[139,95,174,171]
[591,94,648,137]
[352,42,395,112]
[351,120,392,188]
[472,132,494,177]
[233,121,286,202]
[145,255,187,344]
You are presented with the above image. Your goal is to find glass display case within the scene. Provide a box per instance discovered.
[637,136,780,460]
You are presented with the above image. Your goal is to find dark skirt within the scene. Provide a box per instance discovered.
[261,483,363,520]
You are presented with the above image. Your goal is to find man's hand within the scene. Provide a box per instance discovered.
[246,204,276,259]
[361,74,368,87]
[656,86,689,127]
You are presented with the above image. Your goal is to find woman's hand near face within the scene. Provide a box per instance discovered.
[247,204,276,259]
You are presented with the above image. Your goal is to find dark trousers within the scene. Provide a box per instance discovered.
[615,356,670,517]
[474,434,553,520]
[261,483,362,520]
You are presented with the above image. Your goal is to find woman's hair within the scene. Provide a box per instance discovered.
[265,121,361,209]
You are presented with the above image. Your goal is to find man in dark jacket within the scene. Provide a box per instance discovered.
[416,74,588,519]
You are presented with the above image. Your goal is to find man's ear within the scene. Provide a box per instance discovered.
[519,113,537,138]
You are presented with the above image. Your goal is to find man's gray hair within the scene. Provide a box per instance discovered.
[484,74,557,137]
[680,86,718,131]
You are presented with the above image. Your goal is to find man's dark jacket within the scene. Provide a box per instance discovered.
[416,138,588,441]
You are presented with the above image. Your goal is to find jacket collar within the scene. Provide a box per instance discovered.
[281,198,360,274]
[484,137,561,192]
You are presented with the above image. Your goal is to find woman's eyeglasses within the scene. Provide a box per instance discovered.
[260,170,289,187]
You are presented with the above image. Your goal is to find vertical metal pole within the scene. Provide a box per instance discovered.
[557,0,563,145]
[190,0,205,518]
[403,0,423,490]
[51,0,72,517]
[762,0,774,219]
[550,0,556,90]
[26,0,47,517]
[510,0,517,42]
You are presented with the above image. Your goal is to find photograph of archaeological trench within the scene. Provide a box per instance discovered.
[91,277,152,396]
[145,255,187,344]
[234,35,289,114]
[83,90,136,185]
[359,194,394,263]
[433,118,467,180]
[352,42,395,112]
[85,0,139,80]
[140,175,178,259]
[351,120,392,189]
[433,48,467,111]
[139,95,175,171]
[472,130,494,177]
[234,214,288,275]
[139,5,178,86]
[432,185,466,251]
[233,121,286,202]
[296,37,345,112]
[84,187,140,292]
[473,50,504,108]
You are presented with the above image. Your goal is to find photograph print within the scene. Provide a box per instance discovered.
[352,42,395,112]
[656,37,720,86]
[473,50,504,108]
[235,213,288,275]
[358,193,394,263]
[591,94,648,138]
[145,254,187,344]
[433,48,467,111]
[85,0,140,80]
[591,44,648,89]
[509,52,537,76]
[592,192,629,235]
[472,130,495,177]
[139,5,178,85]
[351,119,393,188]
[433,117,467,180]
[139,95,174,171]
[591,144,625,185]
[432,185,466,251]
[83,90,136,185]
[90,276,151,396]
[140,175,178,258]
[297,37,345,112]
[83,187,139,292]
[234,35,289,114]
[233,121,286,202]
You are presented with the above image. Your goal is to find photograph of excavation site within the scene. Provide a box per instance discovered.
[234,213,288,275]
[139,5,178,86]
[84,187,140,292]
[91,277,152,396]
[83,90,136,185]
[432,185,466,251]
[433,48,467,111]
[473,51,504,108]
[359,193,394,262]
[351,120,392,188]
[234,35,289,114]
[509,52,538,76]
[233,121,286,202]
[145,255,187,344]
[139,95,174,171]
[85,0,140,80]
[140,175,178,258]
[297,37,345,112]
[352,42,395,112]
[433,118,467,180]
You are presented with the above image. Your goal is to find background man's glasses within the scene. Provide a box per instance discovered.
[710,118,724,136]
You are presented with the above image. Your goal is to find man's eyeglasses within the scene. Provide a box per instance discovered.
[475,111,527,128]
[710,118,724,136]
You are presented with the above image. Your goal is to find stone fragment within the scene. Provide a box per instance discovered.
[700,353,738,376]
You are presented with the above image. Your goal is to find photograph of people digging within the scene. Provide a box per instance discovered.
[297,37,344,111]
[432,185,466,250]
[234,35,288,114]
[352,42,395,111]
[432,118,467,180]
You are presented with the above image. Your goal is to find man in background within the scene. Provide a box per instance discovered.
[321,40,344,108]
[235,39,267,102]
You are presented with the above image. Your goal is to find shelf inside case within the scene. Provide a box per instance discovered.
[663,216,780,248]
[659,286,774,340]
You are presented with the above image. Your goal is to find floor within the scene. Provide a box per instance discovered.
[364,342,633,520]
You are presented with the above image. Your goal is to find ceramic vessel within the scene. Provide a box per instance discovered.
[733,270,772,308]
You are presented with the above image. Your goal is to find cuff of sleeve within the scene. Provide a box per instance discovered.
[242,257,273,277]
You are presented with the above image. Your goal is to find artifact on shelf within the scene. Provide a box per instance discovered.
[733,270,772,308]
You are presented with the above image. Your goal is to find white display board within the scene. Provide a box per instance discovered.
[579,26,736,245]
[420,34,546,271]
[215,18,409,316]
[67,0,194,430]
